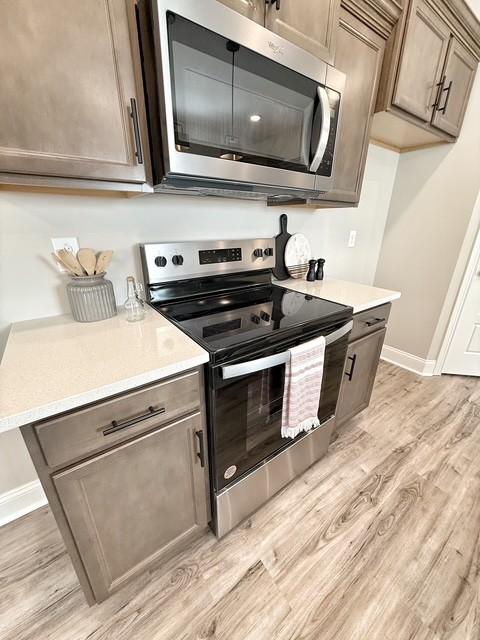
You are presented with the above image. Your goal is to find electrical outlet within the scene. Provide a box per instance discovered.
[51,237,79,272]
[348,230,357,248]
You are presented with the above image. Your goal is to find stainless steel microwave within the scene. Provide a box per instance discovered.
[137,0,346,200]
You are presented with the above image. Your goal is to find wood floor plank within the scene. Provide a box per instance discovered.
[0,362,479,640]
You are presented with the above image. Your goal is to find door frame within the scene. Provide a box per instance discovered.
[434,189,480,374]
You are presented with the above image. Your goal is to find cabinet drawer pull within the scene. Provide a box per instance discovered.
[129,97,144,165]
[345,354,357,381]
[432,75,446,109]
[440,80,453,114]
[103,406,166,436]
[195,430,205,467]
[365,317,386,327]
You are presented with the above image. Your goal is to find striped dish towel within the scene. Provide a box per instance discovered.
[281,335,326,439]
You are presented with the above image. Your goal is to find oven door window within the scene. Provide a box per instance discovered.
[167,12,323,173]
[211,331,349,491]
[213,362,288,491]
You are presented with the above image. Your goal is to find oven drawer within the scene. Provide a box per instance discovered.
[349,303,391,342]
[35,370,201,469]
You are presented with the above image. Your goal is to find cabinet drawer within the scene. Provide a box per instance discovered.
[350,303,391,342]
[35,370,201,469]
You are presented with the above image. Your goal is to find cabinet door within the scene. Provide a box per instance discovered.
[265,0,340,64]
[323,10,384,203]
[0,0,147,183]
[216,0,265,24]
[336,328,386,426]
[393,0,450,122]
[431,37,478,137]
[53,414,208,602]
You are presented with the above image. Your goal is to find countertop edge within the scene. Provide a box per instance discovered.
[0,352,209,433]
[351,291,401,313]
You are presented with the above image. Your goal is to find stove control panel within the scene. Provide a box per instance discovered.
[199,248,242,264]
[141,239,275,285]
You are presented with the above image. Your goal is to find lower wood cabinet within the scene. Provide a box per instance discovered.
[21,368,208,605]
[336,326,387,426]
[53,413,207,602]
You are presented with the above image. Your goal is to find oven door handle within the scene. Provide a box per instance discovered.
[221,320,352,380]
[309,86,331,173]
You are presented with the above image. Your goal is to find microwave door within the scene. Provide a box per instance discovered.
[165,10,319,190]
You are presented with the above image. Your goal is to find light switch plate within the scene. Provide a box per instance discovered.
[51,237,80,272]
[348,230,357,248]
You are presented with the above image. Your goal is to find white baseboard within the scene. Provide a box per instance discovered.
[0,480,47,528]
[381,345,437,377]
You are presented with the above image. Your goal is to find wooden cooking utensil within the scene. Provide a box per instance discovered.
[52,252,77,275]
[77,248,97,276]
[95,250,113,274]
[57,249,84,276]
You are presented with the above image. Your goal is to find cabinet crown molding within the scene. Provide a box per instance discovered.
[430,0,480,59]
[341,0,402,39]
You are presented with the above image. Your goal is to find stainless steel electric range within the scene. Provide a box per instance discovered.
[140,239,353,537]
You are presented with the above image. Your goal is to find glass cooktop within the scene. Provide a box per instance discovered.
[154,284,351,356]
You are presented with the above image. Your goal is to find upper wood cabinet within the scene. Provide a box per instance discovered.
[265,0,340,64]
[217,0,265,24]
[217,0,340,64]
[392,0,451,123]
[316,9,385,203]
[372,0,480,151]
[0,0,150,190]
[430,36,478,137]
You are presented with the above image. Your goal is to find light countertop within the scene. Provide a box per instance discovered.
[0,307,209,433]
[277,278,401,314]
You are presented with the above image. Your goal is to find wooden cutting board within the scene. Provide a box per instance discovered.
[272,214,291,281]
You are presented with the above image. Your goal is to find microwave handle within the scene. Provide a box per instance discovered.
[309,86,331,174]
[221,320,352,380]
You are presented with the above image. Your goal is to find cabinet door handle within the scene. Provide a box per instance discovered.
[365,317,386,327]
[432,75,446,109]
[102,405,165,436]
[266,0,280,9]
[345,354,357,381]
[129,97,144,165]
[440,80,453,114]
[195,430,205,467]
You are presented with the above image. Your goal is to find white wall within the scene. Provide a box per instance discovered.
[374,67,480,361]
[0,143,399,502]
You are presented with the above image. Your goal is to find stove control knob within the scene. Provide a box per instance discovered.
[251,314,260,325]
[172,254,184,266]
[264,247,274,257]
[155,256,167,267]
[253,248,263,258]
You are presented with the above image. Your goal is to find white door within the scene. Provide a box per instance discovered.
[443,248,480,376]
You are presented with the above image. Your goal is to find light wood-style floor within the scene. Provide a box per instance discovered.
[1,362,480,640]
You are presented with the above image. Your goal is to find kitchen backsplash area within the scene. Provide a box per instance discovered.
[0,144,398,359]
[0,142,398,499]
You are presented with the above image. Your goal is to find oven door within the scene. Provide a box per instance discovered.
[151,0,343,192]
[209,320,352,491]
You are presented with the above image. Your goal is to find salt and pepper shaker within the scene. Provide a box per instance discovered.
[306,259,317,282]
[315,258,325,281]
